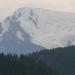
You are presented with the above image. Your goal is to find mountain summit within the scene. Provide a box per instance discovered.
[0,7,75,54]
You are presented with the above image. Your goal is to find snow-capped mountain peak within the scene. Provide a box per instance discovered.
[0,7,75,54]
[13,7,75,48]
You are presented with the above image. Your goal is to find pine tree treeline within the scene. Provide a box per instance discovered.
[29,46,75,75]
[0,53,57,75]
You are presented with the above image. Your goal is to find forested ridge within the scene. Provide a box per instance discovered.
[0,53,57,75]
[0,46,75,75]
[29,46,75,75]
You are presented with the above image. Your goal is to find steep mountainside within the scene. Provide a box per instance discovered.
[0,7,75,54]
[0,14,45,54]
[13,8,75,48]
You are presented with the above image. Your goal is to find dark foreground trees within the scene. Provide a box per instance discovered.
[29,46,75,75]
[0,53,57,75]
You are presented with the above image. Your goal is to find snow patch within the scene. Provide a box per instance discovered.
[16,31,24,41]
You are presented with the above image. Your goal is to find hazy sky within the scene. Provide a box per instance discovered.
[0,0,75,22]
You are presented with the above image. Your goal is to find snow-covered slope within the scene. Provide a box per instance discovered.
[0,7,75,54]
[0,9,45,54]
[14,7,75,48]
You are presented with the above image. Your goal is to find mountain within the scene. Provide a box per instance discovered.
[29,46,75,75]
[0,7,75,54]
[13,7,75,49]
[0,13,45,54]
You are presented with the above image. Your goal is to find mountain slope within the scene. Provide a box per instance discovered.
[13,8,75,48]
[0,15,45,54]
[0,7,75,54]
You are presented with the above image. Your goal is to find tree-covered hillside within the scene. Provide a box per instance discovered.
[0,53,57,75]
[29,46,75,75]
[0,46,75,75]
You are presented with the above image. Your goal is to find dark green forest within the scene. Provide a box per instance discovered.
[29,46,75,75]
[0,53,57,75]
[0,46,75,75]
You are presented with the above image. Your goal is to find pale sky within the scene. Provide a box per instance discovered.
[0,0,75,22]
